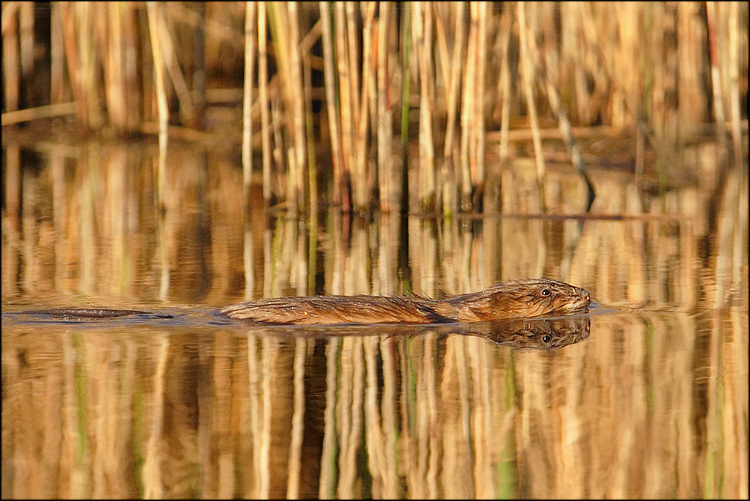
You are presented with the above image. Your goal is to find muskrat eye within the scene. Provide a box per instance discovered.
[541,289,551,296]
[542,335,552,343]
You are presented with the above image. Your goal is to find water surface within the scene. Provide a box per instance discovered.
[2,139,747,499]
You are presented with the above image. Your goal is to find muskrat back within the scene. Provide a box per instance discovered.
[220,278,590,325]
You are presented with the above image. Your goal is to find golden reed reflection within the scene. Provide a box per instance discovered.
[2,308,745,498]
[2,137,747,498]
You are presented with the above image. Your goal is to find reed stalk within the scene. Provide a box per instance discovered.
[343,2,368,212]
[653,3,679,144]
[156,5,196,126]
[727,1,743,163]
[414,3,436,213]
[303,48,318,217]
[146,2,169,144]
[518,1,546,212]
[677,3,706,126]
[81,3,103,128]
[121,2,139,130]
[244,213,255,299]
[366,8,379,146]
[399,5,412,213]
[707,2,729,145]
[433,2,452,156]
[1,102,77,125]
[472,1,488,209]
[267,3,304,212]
[334,2,354,211]
[18,2,34,80]
[58,3,86,124]
[271,95,285,196]
[2,3,20,113]
[377,2,394,212]
[258,3,272,204]
[497,8,512,164]
[104,4,125,129]
[460,2,487,211]
[440,3,466,214]
[50,3,65,105]
[460,5,476,210]
[242,2,257,197]
[191,3,206,130]
[356,3,377,212]
[345,3,361,133]
[288,2,307,211]
[319,1,344,207]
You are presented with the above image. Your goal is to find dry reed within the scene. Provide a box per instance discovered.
[414,2,436,212]
[518,2,547,212]
[1,2,747,215]
[258,3,272,204]
[319,2,344,208]
[242,2,257,197]
[377,3,395,212]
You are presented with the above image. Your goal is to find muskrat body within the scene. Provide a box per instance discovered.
[220,278,590,325]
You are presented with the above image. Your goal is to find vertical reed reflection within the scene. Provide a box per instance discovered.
[1,308,747,498]
[1,135,748,499]
[285,337,309,498]
[142,335,168,498]
[318,336,340,499]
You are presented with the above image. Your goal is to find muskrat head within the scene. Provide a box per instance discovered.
[451,278,590,321]
[492,279,590,317]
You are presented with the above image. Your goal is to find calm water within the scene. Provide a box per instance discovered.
[2,138,748,499]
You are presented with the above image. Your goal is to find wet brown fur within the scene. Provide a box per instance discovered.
[220,278,590,325]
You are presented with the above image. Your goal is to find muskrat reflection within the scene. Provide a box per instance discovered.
[457,316,591,350]
[251,316,591,351]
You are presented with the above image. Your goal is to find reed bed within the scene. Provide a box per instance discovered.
[2,2,748,214]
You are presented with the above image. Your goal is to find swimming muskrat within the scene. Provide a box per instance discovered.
[220,278,590,325]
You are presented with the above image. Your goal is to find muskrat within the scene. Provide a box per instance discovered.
[219,278,590,325]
